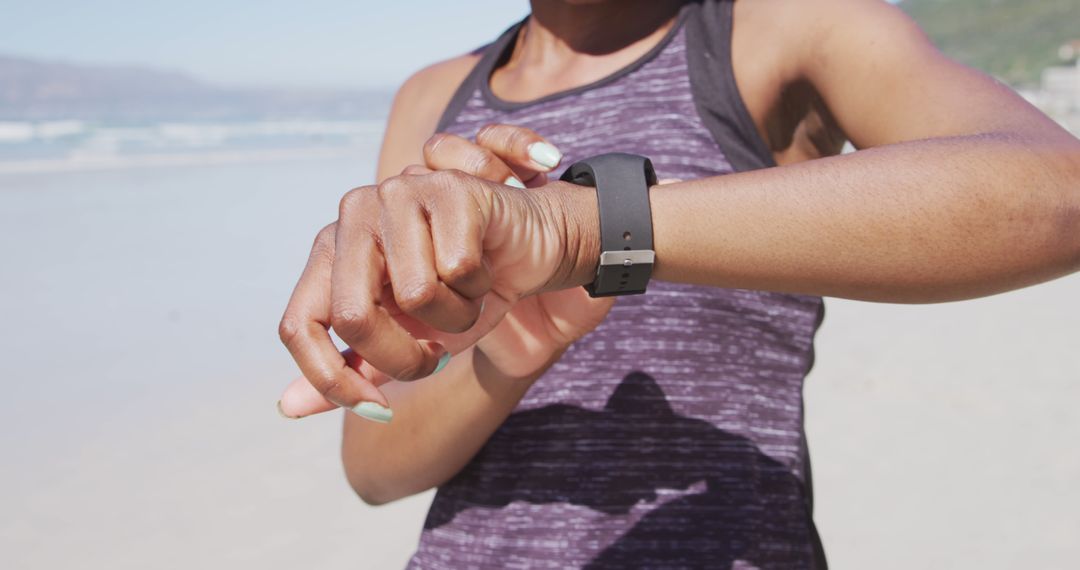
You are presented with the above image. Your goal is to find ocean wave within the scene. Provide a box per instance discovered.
[0,120,88,142]
[0,145,372,175]
[0,119,385,173]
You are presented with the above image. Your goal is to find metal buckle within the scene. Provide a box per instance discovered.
[589,249,655,297]
[598,250,656,267]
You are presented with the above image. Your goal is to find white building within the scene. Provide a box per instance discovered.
[1042,60,1079,116]
[1038,41,1080,134]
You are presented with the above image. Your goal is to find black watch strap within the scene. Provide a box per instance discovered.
[560,153,658,297]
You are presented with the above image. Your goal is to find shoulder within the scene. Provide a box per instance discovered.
[397,53,483,108]
[736,0,946,100]
[733,0,930,67]
[734,0,917,28]
[392,52,483,133]
[727,0,930,161]
[378,52,482,179]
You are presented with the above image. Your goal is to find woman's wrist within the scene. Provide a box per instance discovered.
[536,178,669,292]
[532,180,602,291]
[472,340,566,386]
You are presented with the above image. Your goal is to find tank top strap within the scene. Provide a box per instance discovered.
[684,0,777,172]
[435,19,525,133]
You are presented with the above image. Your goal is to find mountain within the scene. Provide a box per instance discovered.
[3,1,1074,121]
[0,55,392,122]
[900,0,1080,86]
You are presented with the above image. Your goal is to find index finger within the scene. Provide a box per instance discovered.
[331,191,449,383]
[277,224,394,423]
[474,123,563,176]
[277,349,392,419]
[423,133,520,186]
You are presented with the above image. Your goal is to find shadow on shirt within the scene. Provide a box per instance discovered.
[423,371,825,569]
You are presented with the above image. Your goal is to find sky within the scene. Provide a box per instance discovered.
[0,0,530,90]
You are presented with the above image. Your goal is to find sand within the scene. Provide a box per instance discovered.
[1,154,1076,569]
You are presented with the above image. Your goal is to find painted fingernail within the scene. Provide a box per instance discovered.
[433,351,451,374]
[527,142,562,170]
[350,402,393,424]
[504,176,526,189]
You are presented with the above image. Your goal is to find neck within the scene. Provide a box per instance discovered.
[490,0,686,103]
[524,0,686,57]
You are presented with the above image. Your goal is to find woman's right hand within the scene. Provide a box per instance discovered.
[422,125,616,379]
[277,125,610,419]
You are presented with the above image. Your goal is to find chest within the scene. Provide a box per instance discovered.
[447,29,736,181]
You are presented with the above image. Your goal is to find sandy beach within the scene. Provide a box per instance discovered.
[1,152,1077,569]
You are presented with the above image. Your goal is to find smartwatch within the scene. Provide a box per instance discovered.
[560,153,658,298]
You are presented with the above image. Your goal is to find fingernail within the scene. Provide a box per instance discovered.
[433,351,451,374]
[504,176,526,189]
[350,402,393,424]
[277,399,301,420]
[527,142,562,170]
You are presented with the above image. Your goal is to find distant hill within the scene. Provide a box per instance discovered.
[3,1,1074,121]
[0,55,392,122]
[901,0,1080,86]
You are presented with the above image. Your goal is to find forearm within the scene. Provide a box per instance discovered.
[565,132,1080,303]
[341,346,547,505]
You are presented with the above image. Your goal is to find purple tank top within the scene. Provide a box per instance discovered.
[410,3,826,568]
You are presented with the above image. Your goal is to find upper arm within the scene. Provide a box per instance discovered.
[787,0,1071,149]
[376,53,481,182]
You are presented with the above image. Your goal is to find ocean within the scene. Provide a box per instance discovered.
[1,121,1077,569]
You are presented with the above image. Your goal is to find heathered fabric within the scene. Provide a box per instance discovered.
[409,3,826,568]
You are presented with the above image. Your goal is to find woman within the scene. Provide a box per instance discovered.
[277,0,1080,567]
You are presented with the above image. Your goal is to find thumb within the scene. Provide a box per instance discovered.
[277,376,337,418]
